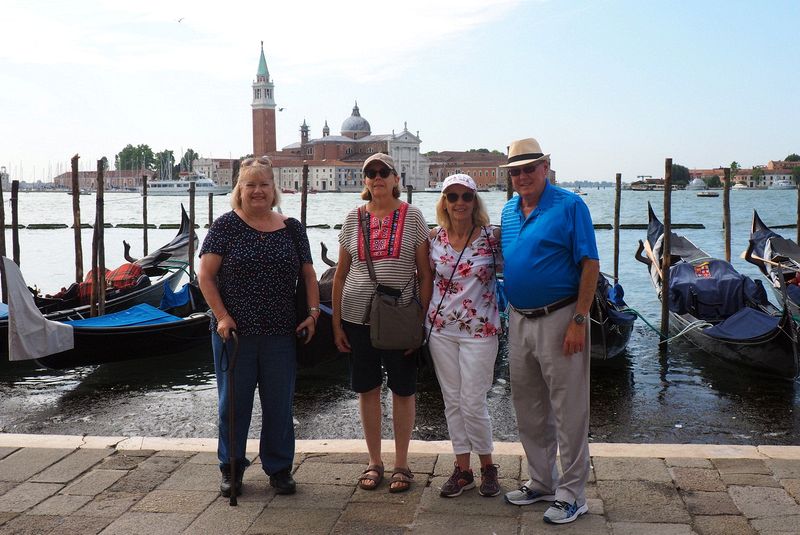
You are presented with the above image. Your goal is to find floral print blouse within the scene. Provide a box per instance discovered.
[426,225,502,338]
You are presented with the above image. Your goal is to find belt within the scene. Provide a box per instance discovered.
[511,295,578,319]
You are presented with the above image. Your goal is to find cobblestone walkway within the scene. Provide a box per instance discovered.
[0,435,798,534]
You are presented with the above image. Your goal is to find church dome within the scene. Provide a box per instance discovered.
[341,102,371,137]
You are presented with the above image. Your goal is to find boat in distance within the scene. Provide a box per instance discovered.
[635,203,800,379]
[769,179,797,190]
[140,173,231,196]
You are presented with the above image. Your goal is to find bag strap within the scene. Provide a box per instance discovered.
[359,207,378,284]
[284,218,305,279]
[425,225,475,345]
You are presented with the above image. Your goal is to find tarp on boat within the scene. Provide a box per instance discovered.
[668,259,768,321]
[4,257,74,361]
[63,303,181,328]
[0,303,7,320]
[703,307,782,341]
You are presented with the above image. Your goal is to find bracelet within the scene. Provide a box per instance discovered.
[216,311,228,321]
[308,314,318,325]
[308,306,321,314]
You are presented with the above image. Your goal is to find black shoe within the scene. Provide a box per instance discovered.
[220,464,244,497]
[269,468,296,495]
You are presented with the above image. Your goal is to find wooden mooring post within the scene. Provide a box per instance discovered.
[723,168,731,262]
[208,193,214,228]
[614,173,621,281]
[11,180,20,267]
[91,161,106,317]
[506,170,513,201]
[659,158,673,344]
[189,182,196,278]
[301,163,309,226]
[0,173,6,259]
[406,185,413,204]
[71,155,83,282]
[142,175,148,256]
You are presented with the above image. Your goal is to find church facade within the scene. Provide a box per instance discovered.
[251,46,429,192]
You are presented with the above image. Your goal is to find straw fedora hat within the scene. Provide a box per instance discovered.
[501,138,550,168]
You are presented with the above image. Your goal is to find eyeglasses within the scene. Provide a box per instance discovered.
[241,156,272,167]
[508,164,540,177]
[445,191,475,203]
[365,167,393,179]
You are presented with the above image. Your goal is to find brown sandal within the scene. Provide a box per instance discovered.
[389,467,414,493]
[358,464,384,490]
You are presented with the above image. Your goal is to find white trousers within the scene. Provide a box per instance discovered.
[429,332,499,455]
[508,304,591,505]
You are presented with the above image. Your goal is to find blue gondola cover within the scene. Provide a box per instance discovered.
[63,304,181,328]
[669,260,768,321]
[159,282,192,310]
[0,303,7,320]
[703,307,781,341]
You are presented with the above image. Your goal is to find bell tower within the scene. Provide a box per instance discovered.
[252,42,276,156]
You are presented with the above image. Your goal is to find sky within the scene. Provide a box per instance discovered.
[1,0,798,182]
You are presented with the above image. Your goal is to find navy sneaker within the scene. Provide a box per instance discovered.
[543,500,588,524]
[504,484,555,505]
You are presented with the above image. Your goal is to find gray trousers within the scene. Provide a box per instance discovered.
[508,304,590,505]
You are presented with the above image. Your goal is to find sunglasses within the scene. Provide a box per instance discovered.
[508,164,540,177]
[445,191,475,203]
[365,167,393,179]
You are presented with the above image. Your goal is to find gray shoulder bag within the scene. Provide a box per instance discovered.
[359,207,424,350]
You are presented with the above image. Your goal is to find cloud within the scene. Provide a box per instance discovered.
[2,0,523,80]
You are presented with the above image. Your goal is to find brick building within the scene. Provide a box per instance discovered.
[52,170,156,190]
[251,46,429,191]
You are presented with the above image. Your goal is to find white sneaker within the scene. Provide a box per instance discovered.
[503,484,555,506]
[543,500,588,524]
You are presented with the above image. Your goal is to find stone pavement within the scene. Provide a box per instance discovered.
[0,435,799,534]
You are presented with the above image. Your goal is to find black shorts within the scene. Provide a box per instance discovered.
[342,321,417,397]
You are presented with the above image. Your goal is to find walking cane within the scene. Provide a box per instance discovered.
[222,330,240,506]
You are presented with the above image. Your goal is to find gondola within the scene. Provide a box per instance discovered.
[0,206,196,355]
[3,257,210,369]
[590,274,636,361]
[634,203,800,379]
[295,243,339,368]
[744,210,800,318]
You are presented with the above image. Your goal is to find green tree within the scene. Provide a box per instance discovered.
[706,175,721,188]
[785,153,800,162]
[115,144,155,171]
[671,163,691,185]
[792,166,800,185]
[730,161,740,184]
[180,148,200,172]
[100,156,109,171]
[751,166,765,187]
[154,150,175,180]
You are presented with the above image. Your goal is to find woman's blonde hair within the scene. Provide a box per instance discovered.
[435,191,490,230]
[231,156,280,209]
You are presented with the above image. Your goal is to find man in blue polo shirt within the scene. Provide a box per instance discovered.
[500,138,599,525]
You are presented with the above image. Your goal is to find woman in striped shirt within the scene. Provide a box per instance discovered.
[332,153,432,493]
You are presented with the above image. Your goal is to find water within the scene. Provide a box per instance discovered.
[1,188,798,444]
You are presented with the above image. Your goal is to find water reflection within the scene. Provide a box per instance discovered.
[0,326,797,444]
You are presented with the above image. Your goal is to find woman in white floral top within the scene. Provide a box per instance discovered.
[426,174,503,499]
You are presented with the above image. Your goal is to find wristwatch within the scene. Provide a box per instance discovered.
[308,306,321,314]
[572,313,586,325]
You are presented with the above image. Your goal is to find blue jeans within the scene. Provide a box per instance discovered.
[213,332,296,475]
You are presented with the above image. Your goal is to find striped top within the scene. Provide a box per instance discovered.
[338,203,429,325]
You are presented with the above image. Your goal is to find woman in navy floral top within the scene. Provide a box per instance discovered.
[199,156,319,497]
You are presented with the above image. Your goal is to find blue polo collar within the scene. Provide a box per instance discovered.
[515,180,553,220]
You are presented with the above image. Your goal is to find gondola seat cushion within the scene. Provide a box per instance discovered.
[77,268,112,305]
[668,260,767,321]
[107,263,145,290]
[703,307,781,341]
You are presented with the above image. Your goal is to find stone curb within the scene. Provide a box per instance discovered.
[1,434,800,459]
